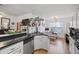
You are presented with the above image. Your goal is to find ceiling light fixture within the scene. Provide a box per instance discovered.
[50,16,59,19]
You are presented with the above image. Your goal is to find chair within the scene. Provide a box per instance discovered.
[32,49,48,54]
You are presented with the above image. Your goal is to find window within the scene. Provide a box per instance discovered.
[50,22,64,27]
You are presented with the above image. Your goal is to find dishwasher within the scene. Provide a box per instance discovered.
[23,35,34,54]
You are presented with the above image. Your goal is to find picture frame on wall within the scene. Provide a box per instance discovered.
[1,17,10,30]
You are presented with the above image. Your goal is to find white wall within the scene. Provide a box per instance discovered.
[0,11,76,35]
[43,16,73,37]
[0,12,17,29]
[16,13,35,22]
[58,17,72,34]
[9,13,36,30]
[0,12,37,30]
[1,13,36,25]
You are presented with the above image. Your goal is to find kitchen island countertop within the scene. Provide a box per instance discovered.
[0,32,48,49]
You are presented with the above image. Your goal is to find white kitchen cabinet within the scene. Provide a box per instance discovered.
[69,37,75,54]
[34,36,49,50]
[0,41,23,54]
[23,40,34,54]
[74,46,79,54]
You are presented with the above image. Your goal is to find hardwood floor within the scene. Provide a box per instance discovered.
[48,37,70,54]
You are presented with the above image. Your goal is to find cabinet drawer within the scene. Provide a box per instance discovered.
[0,41,23,54]
[9,47,23,54]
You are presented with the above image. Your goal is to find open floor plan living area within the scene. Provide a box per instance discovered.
[0,4,79,54]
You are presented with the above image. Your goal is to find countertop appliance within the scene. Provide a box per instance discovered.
[70,28,76,37]
[75,29,79,39]
[69,28,79,39]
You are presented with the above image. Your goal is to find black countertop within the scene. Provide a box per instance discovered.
[66,34,79,51]
[0,32,47,49]
[0,32,34,49]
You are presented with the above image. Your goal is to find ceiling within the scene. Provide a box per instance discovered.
[0,4,79,18]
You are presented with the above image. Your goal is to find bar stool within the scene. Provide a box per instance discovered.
[32,49,48,54]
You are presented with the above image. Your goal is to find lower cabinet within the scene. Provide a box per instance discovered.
[74,46,79,54]
[0,41,23,54]
[34,36,49,50]
[23,40,34,54]
[69,37,75,54]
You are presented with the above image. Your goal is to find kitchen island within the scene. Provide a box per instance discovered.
[0,32,27,54]
[0,32,48,54]
[0,32,34,54]
[0,32,26,49]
